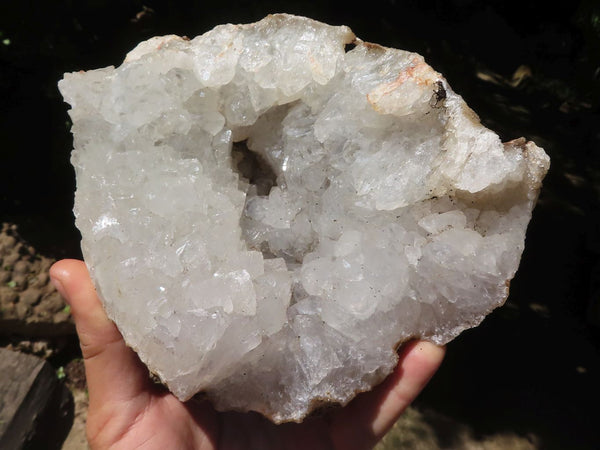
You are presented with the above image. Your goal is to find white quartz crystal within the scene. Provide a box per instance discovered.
[59,14,549,422]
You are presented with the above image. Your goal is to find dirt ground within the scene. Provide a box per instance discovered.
[1,1,599,449]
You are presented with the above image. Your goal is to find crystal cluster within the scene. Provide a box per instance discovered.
[59,14,549,422]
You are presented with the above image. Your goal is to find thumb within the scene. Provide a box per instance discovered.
[50,259,152,405]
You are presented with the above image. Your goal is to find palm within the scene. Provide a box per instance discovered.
[51,260,444,450]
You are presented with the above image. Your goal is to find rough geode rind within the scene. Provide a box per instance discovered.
[59,14,549,423]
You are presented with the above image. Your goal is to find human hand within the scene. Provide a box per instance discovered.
[50,259,444,450]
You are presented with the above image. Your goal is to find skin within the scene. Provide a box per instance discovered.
[50,259,445,450]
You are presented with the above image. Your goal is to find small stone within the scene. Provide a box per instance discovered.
[3,253,20,267]
[15,303,30,321]
[43,292,67,313]
[0,236,17,254]
[19,288,42,306]
[13,260,30,275]
[11,274,27,290]
[32,272,50,288]
[0,271,10,284]
[59,14,549,422]
[20,289,42,307]
[0,287,18,304]
[1,303,16,319]
[52,310,71,324]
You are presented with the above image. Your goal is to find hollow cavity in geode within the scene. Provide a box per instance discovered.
[59,14,549,423]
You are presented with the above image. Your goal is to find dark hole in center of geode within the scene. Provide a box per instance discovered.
[231,140,278,196]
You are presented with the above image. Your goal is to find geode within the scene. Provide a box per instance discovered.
[58,14,549,422]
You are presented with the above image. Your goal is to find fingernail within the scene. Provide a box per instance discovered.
[50,275,68,301]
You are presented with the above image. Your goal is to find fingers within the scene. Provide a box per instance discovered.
[369,341,445,437]
[329,340,445,450]
[50,259,152,406]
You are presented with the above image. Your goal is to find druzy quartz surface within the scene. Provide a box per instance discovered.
[59,14,550,422]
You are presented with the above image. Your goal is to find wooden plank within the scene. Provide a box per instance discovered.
[0,348,73,449]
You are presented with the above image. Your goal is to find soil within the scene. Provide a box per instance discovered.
[1,1,599,449]
[0,223,74,338]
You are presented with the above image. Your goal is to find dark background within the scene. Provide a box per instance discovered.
[1,1,599,448]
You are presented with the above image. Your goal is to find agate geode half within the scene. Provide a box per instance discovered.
[59,14,549,422]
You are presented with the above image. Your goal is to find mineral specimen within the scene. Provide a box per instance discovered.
[58,14,549,423]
